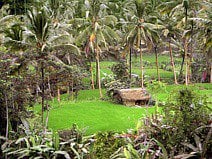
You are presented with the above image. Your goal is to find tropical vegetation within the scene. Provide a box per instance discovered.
[0,0,211,158]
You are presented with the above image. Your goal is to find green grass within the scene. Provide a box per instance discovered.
[33,89,157,135]
[132,54,171,64]
[33,54,211,135]
[46,100,156,135]
[86,54,174,86]
[148,83,212,105]
[33,83,211,135]
[132,68,174,79]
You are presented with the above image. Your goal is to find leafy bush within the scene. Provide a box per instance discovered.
[161,88,211,156]
[104,60,130,100]
[140,88,211,158]
[90,131,126,159]
[111,60,129,81]
[105,79,130,100]
[112,88,211,158]
[1,119,91,159]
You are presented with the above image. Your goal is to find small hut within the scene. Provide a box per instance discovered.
[113,88,151,106]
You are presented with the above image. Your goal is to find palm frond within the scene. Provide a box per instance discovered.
[27,7,50,42]
[135,0,145,18]
[69,18,89,27]
[102,26,120,43]
[143,23,165,30]
[48,54,75,70]
[0,15,16,26]
[52,44,80,55]
[75,26,92,46]
[49,34,74,45]
[101,15,118,27]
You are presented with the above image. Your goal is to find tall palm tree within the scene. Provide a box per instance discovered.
[26,6,51,123]
[123,0,164,87]
[72,0,119,98]
[189,1,212,83]
[160,0,205,85]
[159,11,180,84]
[5,3,80,123]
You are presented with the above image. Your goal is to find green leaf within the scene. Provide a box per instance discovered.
[124,147,131,159]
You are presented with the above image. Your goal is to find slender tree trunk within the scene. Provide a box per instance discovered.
[44,104,49,134]
[67,83,70,96]
[169,40,178,84]
[129,47,132,80]
[41,61,45,124]
[71,80,74,100]
[57,87,61,103]
[189,22,194,82]
[47,76,52,99]
[184,38,188,85]
[154,45,160,81]
[5,93,8,140]
[210,63,212,83]
[36,84,39,103]
[95,58,98,87]
[179,53,185,79]
[96,49,103,98]
[140,44,144,88]
[90,61,95,89]
[184,7,189,85]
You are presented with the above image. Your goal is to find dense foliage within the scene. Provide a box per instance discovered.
[0,0,211,158]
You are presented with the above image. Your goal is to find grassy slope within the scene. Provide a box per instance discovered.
[36,89,157,135]
[34,83,211,135]
[33,54,211,135]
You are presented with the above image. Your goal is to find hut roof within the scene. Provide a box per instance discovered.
[116,88,150,101]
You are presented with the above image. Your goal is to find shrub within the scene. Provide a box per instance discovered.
[1,119,91,159]
[111,60,129,81]
[140,88,211,157]
[90,131,126,159]
[161,88,211,156]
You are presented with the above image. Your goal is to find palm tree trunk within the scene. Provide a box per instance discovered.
[189,22,194,82]
[90,62,95,89]
[179,53,185,79]
[5,93,8,140]
[57,87,61,103]
[47,76,52,99]
[95,59,98,87]
[96,49,103,98]
[154,45,160,81]
[184,38,188,85]
[169,40,178,84]
[44,104,49,134]
[41,61,45,124]
[71,80,74,100]
[210,63,212,83]
[140,44,144,88]
[129,47,132,80]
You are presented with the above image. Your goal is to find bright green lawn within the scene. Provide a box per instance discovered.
[46,100,156,135]
[34,89,157,135]
[33,83,211,135]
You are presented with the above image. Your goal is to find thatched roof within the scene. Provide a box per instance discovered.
[114,88,150,102]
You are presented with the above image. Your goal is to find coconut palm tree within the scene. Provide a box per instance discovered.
[3,2,80,123]
[122,0,164,87]
[188,1,212,83]
[72,0,119,98]
[158,9,180,84]
[160,0,206,85]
